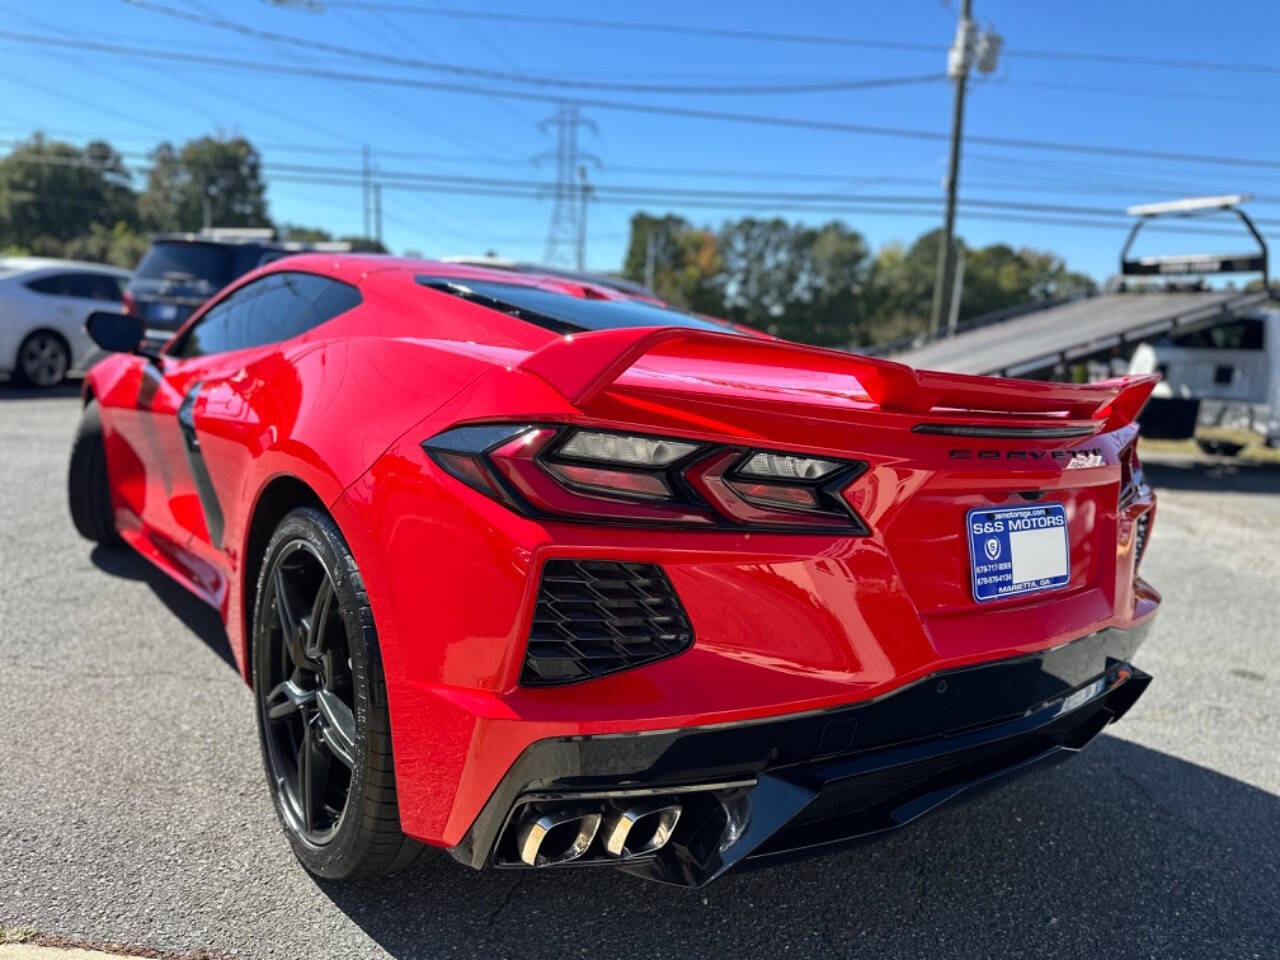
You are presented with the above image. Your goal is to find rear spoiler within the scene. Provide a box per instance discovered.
[519,327,1158,431]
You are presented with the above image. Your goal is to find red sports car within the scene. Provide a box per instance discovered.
[69,256,1159,887]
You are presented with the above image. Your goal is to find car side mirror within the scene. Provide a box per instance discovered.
[86,311,159,361]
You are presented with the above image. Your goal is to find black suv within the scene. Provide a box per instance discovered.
[125,231,350,333]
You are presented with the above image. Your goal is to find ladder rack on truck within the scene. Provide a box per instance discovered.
[892,195,1277,451]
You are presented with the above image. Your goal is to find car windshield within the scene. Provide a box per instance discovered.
[417,276,735,335]
[134,242,235,291]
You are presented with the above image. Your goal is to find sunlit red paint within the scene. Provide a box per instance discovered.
[83,254,1160,851]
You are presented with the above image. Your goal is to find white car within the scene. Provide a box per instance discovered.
[0,257,132,387]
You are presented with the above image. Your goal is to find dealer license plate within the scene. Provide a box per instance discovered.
[967,503,1070,603]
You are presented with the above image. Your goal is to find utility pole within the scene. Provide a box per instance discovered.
[576,164,592,271]
[362,145,371,239]
[372,182,382,247]
[946,245,966,335]
[929,4,1000,338]
[644,231,656,290]
[535,103,600,266]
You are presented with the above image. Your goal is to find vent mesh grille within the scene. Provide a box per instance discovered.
[522,560,694,685]
[1134,510,1151,569]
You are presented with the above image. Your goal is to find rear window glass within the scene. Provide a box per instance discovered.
[417,276,732,335]
[135,242,235,292]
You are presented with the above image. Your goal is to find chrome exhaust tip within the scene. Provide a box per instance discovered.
[602,801,682,858]
[515,806,603,867]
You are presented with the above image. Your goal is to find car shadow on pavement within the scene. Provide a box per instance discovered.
[89,545,236,670]
[1144,457,1280,495]
[316,736,1278,960]
[0,380,82,401]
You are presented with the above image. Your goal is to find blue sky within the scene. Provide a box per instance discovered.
[3,0,1279,282]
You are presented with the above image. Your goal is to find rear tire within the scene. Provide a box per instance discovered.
[15,330,70,387]
[67,400,120,545]
[252,507,427,880]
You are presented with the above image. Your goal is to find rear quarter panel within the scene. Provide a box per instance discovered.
[193,327,499,675]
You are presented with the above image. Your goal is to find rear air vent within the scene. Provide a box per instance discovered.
[1133,510,1151,570]
[521,560,694,685]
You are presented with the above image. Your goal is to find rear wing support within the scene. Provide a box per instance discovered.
[1120,195,1268,286]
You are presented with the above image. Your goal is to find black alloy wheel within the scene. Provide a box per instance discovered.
[259,538,356,846]
[252,507,425,878]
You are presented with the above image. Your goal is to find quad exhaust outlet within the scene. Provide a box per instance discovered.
[601,801,682,858]
[515,806,602,867]
[511,798,684,867]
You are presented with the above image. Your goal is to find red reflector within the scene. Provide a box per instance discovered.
[434,451,508,501]
[546,463,671,500]
[727,481,818,508]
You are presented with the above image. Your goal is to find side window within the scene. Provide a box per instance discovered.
[174,272,360,358]
[175,284,255,358]
[65,273,126,302]
[24,273,72,297]
[25,272,125,301]
[1172,318,1265,351]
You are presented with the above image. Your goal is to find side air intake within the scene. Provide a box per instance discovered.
[521,560,694,685]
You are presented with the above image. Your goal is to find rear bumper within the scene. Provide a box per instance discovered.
[450,621,1152,886]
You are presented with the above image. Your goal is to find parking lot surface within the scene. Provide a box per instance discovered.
[1,386,1277,960]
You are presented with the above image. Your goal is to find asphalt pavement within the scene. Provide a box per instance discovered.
[1,384,1277,960]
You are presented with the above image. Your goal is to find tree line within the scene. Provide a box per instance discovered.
[0,133,380,268]
[0,132,1095,348]
[622,213,1096,347]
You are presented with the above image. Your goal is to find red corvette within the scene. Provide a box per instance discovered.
[69,256,1160,887]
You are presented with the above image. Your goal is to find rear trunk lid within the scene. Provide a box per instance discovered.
[517,326,1155,630]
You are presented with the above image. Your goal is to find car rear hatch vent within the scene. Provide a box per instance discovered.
[522,560,694,685]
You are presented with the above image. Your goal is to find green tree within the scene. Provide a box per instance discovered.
[0,134,137,257]
[278,223,333,243]
[338,235,387,253]
[140,135,270,232]
[622,213,724,314]
[61,221,149,268]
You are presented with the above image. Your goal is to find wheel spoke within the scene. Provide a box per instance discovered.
[296,718,331,833]
[315,688,356,768]
[273,566,310,669]
[265,679,314,720]
[303,576,335,660]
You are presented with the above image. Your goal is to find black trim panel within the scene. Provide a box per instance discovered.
[450,621,1153,881]
[177,382,225,548]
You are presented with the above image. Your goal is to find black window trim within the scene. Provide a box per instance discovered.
[168,269,361,359]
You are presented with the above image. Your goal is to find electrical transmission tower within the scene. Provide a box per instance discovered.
[535,103,600,267]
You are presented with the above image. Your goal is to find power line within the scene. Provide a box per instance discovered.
[7,30,1280,173]
[125,0,945,97]
[12,134,1280,210]
[13,147,1280,232]
[14,121,1280,200]
[314,3,946,55]
[988,77,1280,108]
[318,3,1280,76]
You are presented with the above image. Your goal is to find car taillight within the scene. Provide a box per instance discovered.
[1118,442,1153,571]
[422,424,868,533]
[121,289,138,316]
